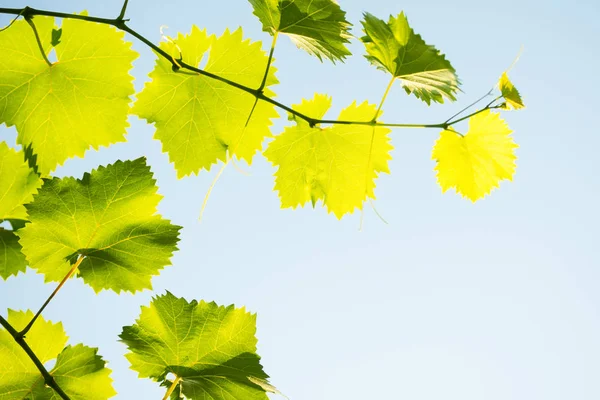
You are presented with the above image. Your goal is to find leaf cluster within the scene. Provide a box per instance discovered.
[0,1,526,398]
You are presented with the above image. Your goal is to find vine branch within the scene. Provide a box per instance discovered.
[0,315,71,400]
[0,6,503,131]
[117,0,129,21]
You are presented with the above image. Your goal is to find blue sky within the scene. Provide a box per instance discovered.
[1,0,600,399]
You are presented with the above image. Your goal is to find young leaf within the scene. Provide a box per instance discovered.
[18,158,181,293]
[120,292,275,400]
[0,310,116,400]
[498,72,525,110]
[51,27,62,46]
[133,27,278,178]
[264,94,392,219]
[432,110,518,201]
[0,142,41,221]
[361,12,459,104]
[248,0,352,62]
[0,229,26,280]
[0,16,138,175]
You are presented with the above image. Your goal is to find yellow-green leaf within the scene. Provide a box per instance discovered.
[248,0,352,62]
[18,158,181,293]
[498,72,525,110]
[0,229,26,280]
[0,310,116,400]
[120,292,275,400]
[133,27,278,178]
[264,94,392,219]
[432,110,517,201]
[0,16,137,174]
[361,12,459,104]
[0,142,41,221]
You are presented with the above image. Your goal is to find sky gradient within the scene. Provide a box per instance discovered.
[1,0,599,399]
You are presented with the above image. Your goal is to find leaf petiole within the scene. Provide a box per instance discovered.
[19,255,85,338]
[162,375,182,400]
[25,16,52,67]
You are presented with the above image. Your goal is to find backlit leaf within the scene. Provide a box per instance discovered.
[498,72,525,110]
[361,12,459,104]
[0,16,137,174]
[264,94,392,219]
[18,158,181,293]
[133,27,278,178]
[0,142,41,221]
[0,229,26,280]
[0,310,115,400]
[249,0,352,62]
[432,110,517,201]
[120,292,275,400]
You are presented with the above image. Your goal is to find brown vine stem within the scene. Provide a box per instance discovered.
[0,6,503,131]
[162,376,182,400]
[18,255,85,339]
[0,315,71,400]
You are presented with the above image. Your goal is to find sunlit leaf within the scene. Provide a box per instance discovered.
[0,16,137,174]
[18,158,181,293]
[432,110,517,201]
[498,72,525,110]
[133,27,278,178]
[0,310,115,400]
[264,94,392,218]
[361,12,459,104]
[249,0,352,62]
[120,292,275,400]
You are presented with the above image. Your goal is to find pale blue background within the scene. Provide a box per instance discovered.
[1,0,599,399]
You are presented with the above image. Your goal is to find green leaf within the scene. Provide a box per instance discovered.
[0,142,41,221]
[264,94,393,219]
[361,12,459,104]
[133,27,278,178]
[248,0,352,62]
[498,72,525,110]
[18,158,181,293]
[0,310,116,400]
[0,16,138,175]
[51,27,62,46]
[0,229,26,280]
[120,292,275,400]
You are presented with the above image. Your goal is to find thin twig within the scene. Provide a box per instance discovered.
[0,8,24,32]
[0,315,71,400]
[117,0,129,21]
[444,88,494,123]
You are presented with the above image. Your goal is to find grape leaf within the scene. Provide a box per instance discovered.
[361,12,459,104]
[498,72,525,110]
[0,310,115,400]
[248,0,352,62]
[0,16,137,175]
[0,142,41,221]
[264,94,392,219]
[0,229,26,280]
[133,27,278,178]
[120,292,274,400]
[432,110,517,201]
[18,158,181,293]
